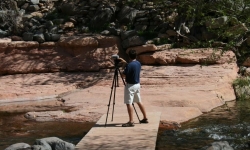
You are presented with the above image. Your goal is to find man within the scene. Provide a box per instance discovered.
[118,49,148,127]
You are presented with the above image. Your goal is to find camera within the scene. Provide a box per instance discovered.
[111,54,121,67]
[111,54,119,59]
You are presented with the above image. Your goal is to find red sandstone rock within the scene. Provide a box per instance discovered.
[126,44,158,55]
[138,48,236,65]
[0,63,238,123]
[0,37,239,123]
[243,58,250,67]
[0,36,122,74]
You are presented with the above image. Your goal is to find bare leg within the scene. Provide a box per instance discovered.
[126,104,134,122]
[137,102,147,119]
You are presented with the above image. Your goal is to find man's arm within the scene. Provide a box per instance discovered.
[118,58,127,69]
[118,58,127,78]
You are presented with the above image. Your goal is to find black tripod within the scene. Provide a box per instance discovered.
[105,60,140,127]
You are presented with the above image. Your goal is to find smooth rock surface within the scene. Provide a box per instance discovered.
[0,63,238,123]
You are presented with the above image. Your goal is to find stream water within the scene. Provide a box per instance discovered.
[1,100,250,150]
[156,100,250,150]
[0,112,95,150]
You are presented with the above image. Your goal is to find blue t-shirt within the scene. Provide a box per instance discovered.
[123,60,141,84]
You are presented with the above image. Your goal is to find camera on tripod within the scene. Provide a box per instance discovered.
[111,54,121,67]
[111,54,119,60]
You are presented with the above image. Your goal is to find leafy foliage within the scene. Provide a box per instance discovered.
[137,30,158,40]
[172,0,250,65]
[233,77,250,88]
[0,0,22,35]
[233,77,250,101]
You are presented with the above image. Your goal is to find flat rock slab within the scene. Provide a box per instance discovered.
[76,112,161,150]
[0,63,238,124]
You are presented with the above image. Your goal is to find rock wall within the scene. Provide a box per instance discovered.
[0,35,124,75]
[0,34,237,75]
[0,36,237,75]
[1,0,250,63]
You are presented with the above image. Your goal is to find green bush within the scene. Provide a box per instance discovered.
[137,30,157,38]
[233,77,250,101]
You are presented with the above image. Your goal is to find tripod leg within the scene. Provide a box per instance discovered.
[105,70,116,127]
[111,69,118,121]
[118,68,126,86]
[132,103,141,123]
[116,69,119,87]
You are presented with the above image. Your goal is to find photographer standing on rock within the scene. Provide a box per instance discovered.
[118,49,148,127]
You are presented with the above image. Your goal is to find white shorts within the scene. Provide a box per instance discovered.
[124,83,141,104]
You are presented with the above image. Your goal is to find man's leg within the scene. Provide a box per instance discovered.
[126,104,134,122]
[137,102,147,120]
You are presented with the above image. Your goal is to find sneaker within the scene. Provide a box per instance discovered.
[140,118,148,123]
[122,122,134,127]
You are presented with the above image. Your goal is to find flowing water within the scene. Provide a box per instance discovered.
[156,100,250,150]
[1,100,250,150]
[0,112,95,149]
